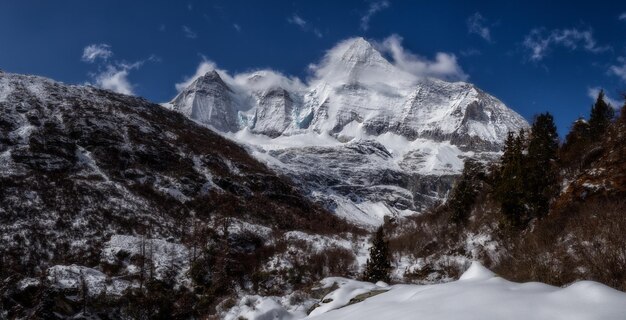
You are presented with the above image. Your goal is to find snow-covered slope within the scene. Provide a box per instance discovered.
[170,37,528,226]
[308,262,626,320]
[0,71,365,318]
[224,262,626,320]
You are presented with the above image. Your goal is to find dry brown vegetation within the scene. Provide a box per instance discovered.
[388,105,626,291]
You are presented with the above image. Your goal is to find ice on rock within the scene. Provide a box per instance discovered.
[170,37,529,227]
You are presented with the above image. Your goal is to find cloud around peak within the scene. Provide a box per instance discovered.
[174,57,305,95]
[175,35,469,95]
[376,34,468,81]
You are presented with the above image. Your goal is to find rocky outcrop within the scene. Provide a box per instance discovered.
[168,37,528,226]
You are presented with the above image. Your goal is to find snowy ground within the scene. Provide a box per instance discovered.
[225,262,626,320]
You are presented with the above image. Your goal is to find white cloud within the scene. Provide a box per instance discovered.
[287,14,323,38]
[81,44,113,63]
[233,23,241,32]
[609,57,626,82]
[287,14,307,28]
[360,0,390,31]
[175,58,305,94]
[93,64,135,95]
[523,28,610,61]
[619,12,626,21]
[377,34,468,81]
[587,87,622,109]
[182,25,197,39]
[82,45,156,95]
[176,35,468,96]
[467,12,492,42]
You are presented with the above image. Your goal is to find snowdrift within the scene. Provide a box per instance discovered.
[226,262,626,320]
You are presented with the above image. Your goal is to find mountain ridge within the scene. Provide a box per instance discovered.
[169,37,529,226]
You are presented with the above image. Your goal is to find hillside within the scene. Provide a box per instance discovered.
[385,93,626,291]
[0,71,364,318]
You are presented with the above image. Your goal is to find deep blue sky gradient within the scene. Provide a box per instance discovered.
[1,0,626,136]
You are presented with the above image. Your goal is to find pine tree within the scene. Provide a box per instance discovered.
[526,113,559,220]
[589,90,615,140]
[362,226,391,283]
[494,130,527,228]
[560,117,591,169]
[449,159,484,224]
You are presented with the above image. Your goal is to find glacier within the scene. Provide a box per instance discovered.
[169,37,528,226]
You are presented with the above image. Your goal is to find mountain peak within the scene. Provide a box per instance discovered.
[197,69,223,83]
[186,70,230,93]
[338,37,388,66]
[313,37,394,85]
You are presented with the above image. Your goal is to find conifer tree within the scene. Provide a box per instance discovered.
[526,113,559,220]
[494,130,527,228]
[362,226,391,283]
[589,90,615,140]
[560,117,591,169]
[449,159,484,224]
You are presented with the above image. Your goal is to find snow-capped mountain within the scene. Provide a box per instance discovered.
[170,37,528,226]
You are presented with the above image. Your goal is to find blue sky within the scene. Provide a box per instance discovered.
[1,0,626,136]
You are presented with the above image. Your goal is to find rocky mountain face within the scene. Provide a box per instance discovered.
[169,37,528,226]
[0,71,363,318]
[385,103,626,293]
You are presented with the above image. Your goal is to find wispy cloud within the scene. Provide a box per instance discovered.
[81,44,156,95]
[523,27,610,61]
[287,14,322,38]
[619,12,626,21]
[233,23,241,32]
[81,44,113,63]
[467,12,492,42]
[360,0,390,31]
[375,34,468,81]
[609,56,626,83]
[287,14,307,28]
[182,25,197,39]
[587,87,622,109]
[460,48,482,57]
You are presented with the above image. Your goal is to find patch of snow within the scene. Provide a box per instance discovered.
[224,294,311,320]
[101,235,190,286]
[307,262,626,320]
[309,277,390,317]
[47,265,131,296]
[458,261,495,281]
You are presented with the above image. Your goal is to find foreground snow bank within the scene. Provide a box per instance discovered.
[225,261,626,319]
[308,261,626,320]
